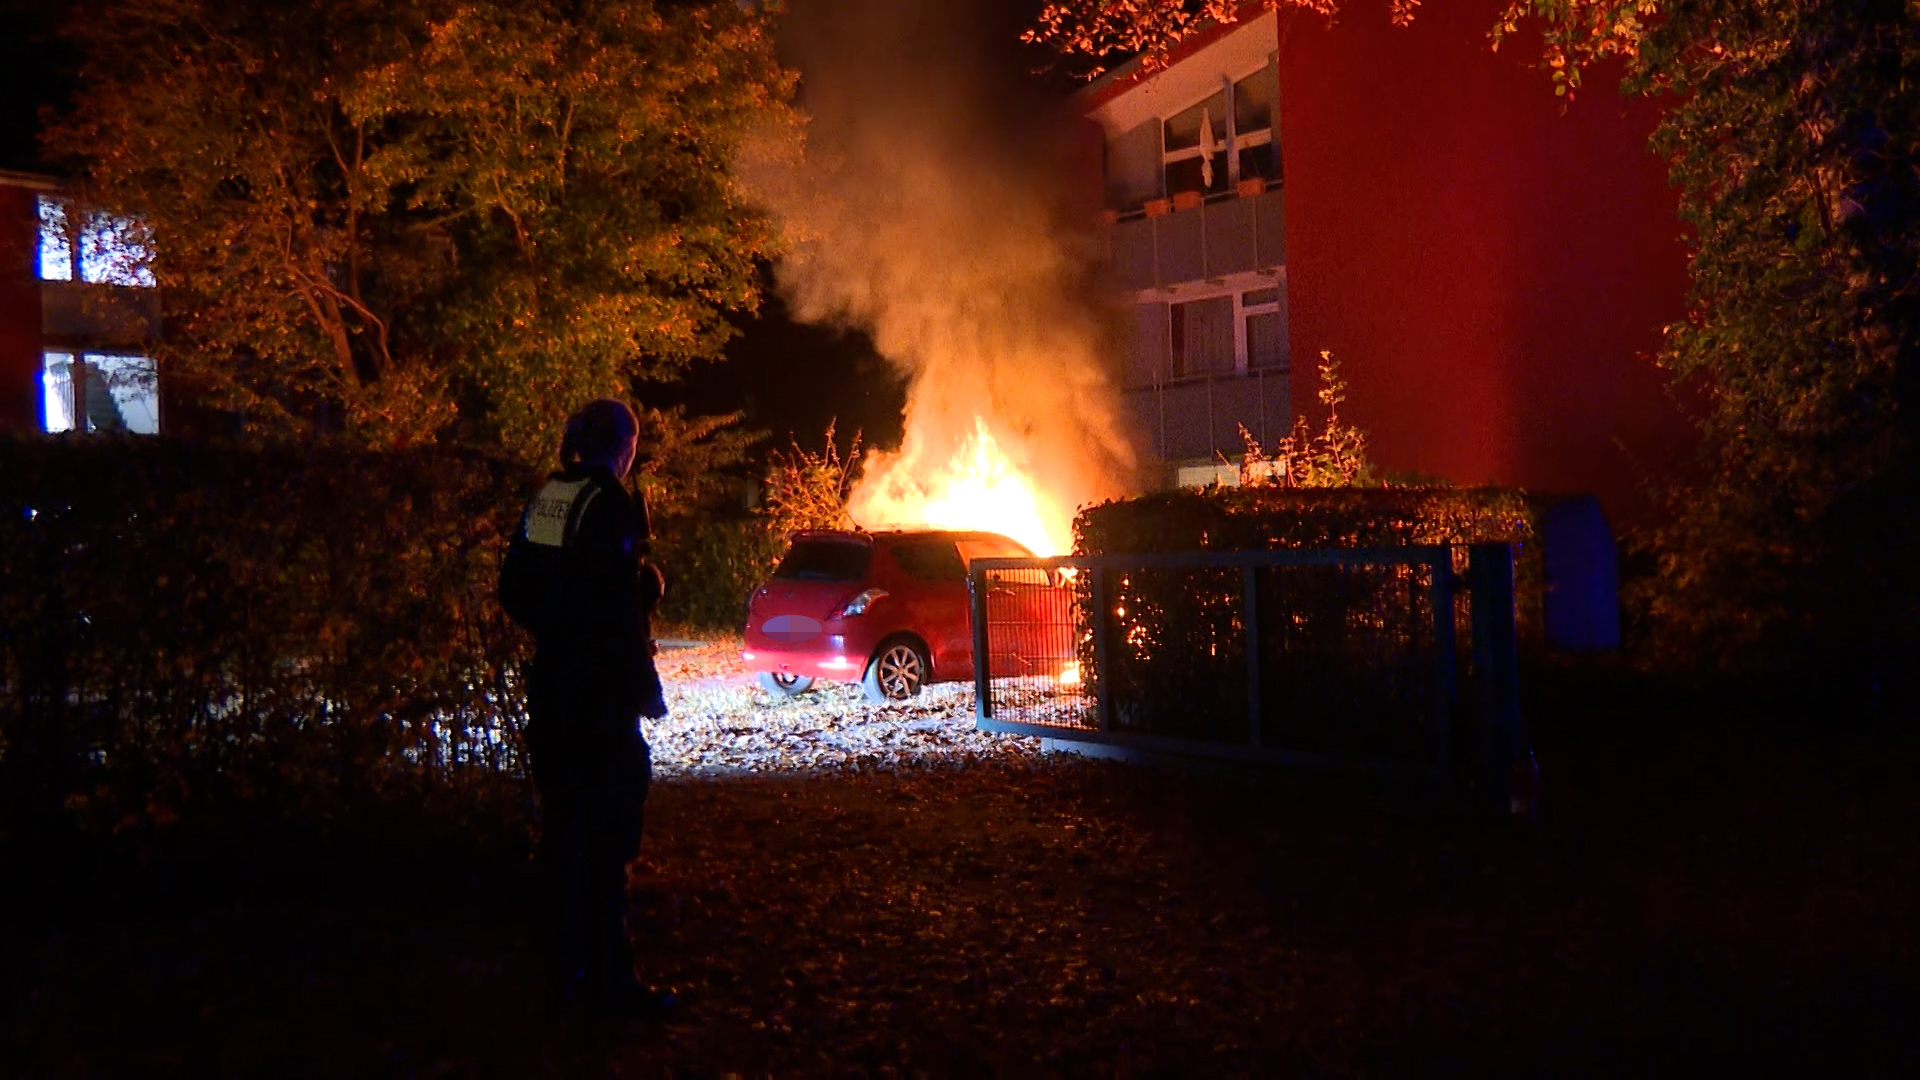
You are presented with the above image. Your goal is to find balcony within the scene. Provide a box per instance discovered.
[1123,368,1292,464]
[1100,185,1285,293]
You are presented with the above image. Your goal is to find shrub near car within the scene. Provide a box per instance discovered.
[742,529,1044,703]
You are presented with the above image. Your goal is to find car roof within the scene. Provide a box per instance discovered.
[789,528,1027,547]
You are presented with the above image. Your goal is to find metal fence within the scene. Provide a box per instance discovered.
[969,544,1521,799]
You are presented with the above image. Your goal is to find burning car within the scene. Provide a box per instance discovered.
[742,529,1073,703]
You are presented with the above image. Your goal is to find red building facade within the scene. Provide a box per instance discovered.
[1,175,45,432]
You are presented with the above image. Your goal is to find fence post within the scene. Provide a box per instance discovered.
[1243,565,1262,747]
[1090,565,1113,732]
[1428,547,1457,789]
[970,565,992,722]
[1468,543,1520,814]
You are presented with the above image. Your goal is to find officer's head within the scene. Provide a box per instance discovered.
[560,398,640,478]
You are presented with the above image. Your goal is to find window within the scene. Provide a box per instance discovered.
[1160,64,1280,198]
[37,199,73,282]
[1241,286,1287,373]
[774,540,873,582]
[1231,66,1280,185]
[957,536,1034,566]
[42,352,161,435]
[37,195,157,288]
[1128,278,1288,388]
[41,353,75,432]
[889,541,967,583]
[1170,296,1235,378]
[1163,92,1229,198]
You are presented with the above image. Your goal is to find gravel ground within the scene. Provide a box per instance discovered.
[649,638,1048,778]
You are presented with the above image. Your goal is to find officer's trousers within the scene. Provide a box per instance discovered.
[524,665,652,996]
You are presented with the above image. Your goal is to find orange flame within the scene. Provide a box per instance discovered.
[848,416,1072,557]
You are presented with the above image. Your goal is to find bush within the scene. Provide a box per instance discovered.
[652,513,785,635]
[0,435,539,841]
[647,422,863,635]
[1075,484,1538,556]
[1074,484,1544,642]
[1069,486,1541,755]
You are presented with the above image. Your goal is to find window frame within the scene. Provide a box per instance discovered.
[1158,59,1278,199]
[36,194,158,288]
[41,350,163,435]
[1146,269,1287,387]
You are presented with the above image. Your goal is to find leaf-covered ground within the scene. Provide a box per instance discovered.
[648,639,1045,778]
[5,649,1918,1076]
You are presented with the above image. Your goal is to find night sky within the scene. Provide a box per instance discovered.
[0,0,73,174]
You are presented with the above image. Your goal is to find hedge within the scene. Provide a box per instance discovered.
[0,435,541,840]
[1067,486,1542,755]
[651,513,785,635]
[1075,485,1537,555]
[1074,485,1542,629]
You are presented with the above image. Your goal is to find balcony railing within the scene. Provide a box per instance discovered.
[1100,184,1285,292]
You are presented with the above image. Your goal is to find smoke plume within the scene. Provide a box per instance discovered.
[739,0,1138,554]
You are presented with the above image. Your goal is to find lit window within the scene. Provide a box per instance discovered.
[79,212,158,288]
[35,195,156,287]
[37,197,73,282]
[41,352,76,432]
[42,351,160,435]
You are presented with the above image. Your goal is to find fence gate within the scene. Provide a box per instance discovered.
[969,545,1521,802]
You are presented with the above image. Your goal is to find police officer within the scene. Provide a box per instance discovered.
[499,398,674,1015]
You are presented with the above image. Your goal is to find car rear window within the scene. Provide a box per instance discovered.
[956,537,1034,565]
[889,540,967,582]
[773,539,873,582]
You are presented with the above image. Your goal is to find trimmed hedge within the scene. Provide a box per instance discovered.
[1074,485,1543,631]
[0,435,540,839]
[1068,486,1543,753]
[1075,485,1538,557]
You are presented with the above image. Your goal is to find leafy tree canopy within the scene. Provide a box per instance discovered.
[45,0,796,463]
[1025,1,1650,95]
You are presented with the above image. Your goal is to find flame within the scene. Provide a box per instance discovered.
[848,416,1071,557]
[1058,661,1082,686]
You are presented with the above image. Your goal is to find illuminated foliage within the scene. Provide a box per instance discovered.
[1238,352,1374,489]
[44,0,795,462]
[1629,0,1920,691]
[763,421,863,538]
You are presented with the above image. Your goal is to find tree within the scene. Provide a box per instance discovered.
[1032,0,1920,704]
[45,0,795,462]
[1025,1,1646,88]
[1624,0,1919,697]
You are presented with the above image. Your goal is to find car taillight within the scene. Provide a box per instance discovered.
[834,587,888,618]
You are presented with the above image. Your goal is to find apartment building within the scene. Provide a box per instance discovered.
[1077,1,1694,519]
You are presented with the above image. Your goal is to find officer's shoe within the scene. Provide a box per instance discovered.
[595,975,677,1019]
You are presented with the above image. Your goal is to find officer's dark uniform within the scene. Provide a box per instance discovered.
[499,463,666,1001]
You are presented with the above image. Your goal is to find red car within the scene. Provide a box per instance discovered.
[742,529,1072,703]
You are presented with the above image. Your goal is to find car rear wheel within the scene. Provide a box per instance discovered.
[863,639,929,704]
[757,671,815,698]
